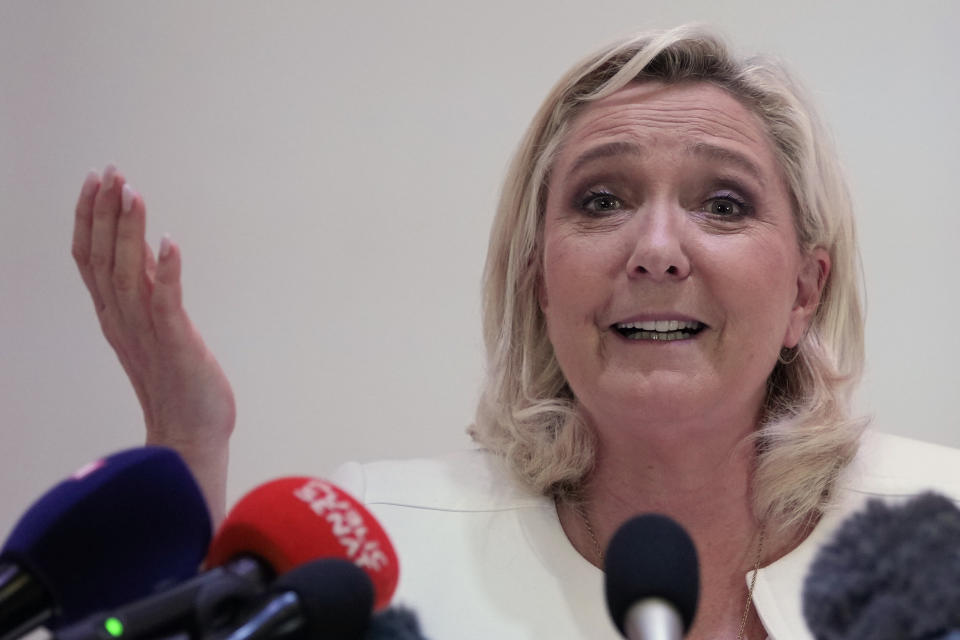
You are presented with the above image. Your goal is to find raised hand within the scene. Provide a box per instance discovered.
[72,165,234,525]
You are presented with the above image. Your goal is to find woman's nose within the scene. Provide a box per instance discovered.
[625,205,691,280]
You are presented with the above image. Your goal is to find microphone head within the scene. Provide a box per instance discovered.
[0,446,211,626]
[206,477,399,610]
[604,513,700,636]
[803,492,960,640]
[273,558,373,640]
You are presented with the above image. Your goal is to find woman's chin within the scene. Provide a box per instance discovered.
[578,374,762,431]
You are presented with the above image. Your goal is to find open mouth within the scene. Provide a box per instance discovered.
[613,320,706,342]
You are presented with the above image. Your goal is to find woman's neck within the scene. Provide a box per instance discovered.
[557,408,774,638]
[577,400,762,535]
[565,420,761,570]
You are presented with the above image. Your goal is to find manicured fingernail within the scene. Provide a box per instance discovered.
[159,233,172,259]
[121,183,136,213]
[81,170,100,198]
[102,163,117,190]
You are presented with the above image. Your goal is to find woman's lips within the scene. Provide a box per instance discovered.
[612,319,706,341]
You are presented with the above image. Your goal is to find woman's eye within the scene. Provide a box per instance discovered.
[581,191,623,214]
[703,195,748,218]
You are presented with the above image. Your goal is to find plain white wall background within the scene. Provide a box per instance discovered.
[2,0,958,536]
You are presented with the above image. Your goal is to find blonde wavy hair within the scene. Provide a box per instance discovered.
[470,24,867,533]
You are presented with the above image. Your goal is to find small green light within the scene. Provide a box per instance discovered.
[103,617,124,638]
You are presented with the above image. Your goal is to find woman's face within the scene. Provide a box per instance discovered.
[540,81,827,430]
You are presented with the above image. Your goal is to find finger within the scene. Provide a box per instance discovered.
[151,234,190,345]
[113,184,153,335]
[72,170,105,310]
[143,238,158,284]
[90,164,125,317]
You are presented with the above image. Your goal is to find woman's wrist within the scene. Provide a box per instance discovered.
[146,432,230,529]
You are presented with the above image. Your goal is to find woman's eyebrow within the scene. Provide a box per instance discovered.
[568,140,767,187]
[568,141,644,174]
[687,141,766,187]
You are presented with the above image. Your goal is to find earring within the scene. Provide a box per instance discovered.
[778,346,799,365]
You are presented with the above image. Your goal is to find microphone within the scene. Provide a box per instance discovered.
[0,447,211,640]
[205,476,399,611]
[55,476,400,640]
[604,514,700,640]
[210,558,374,640]
[213,569,431,640]
[54,557,267,640]
[803,491,960,640]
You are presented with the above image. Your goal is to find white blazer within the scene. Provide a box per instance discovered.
[331,431,960,639]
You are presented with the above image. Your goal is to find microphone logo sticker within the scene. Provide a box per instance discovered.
[71,458,106,480]
[293,479,392,572]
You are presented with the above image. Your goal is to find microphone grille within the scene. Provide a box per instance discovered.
[604,513,700,635]
[207,476,399,610]
[803,492,960,639]
[0,446,210,626]
[276,558,374,640]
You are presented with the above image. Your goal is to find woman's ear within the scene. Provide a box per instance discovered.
[784,247,831,348]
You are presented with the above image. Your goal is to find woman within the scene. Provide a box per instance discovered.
[71,25,960,639]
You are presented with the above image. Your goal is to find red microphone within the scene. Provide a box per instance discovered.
[205,477,399,611]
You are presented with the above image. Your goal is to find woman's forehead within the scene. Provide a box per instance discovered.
[556,81,778,177]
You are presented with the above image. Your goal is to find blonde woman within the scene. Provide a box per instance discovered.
[72,25,960,639]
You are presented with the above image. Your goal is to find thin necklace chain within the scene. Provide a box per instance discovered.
[574,502,765,640]
[575,501,605,562]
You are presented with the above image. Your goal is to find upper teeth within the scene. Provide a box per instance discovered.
[615,320,702,332]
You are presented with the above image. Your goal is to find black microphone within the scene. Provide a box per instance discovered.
[210,558,374,640]
[214,563,432,640]
[54,557,268,640]
[0,447,211,640]
[604,513,700,640]
[803,492,960,640]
